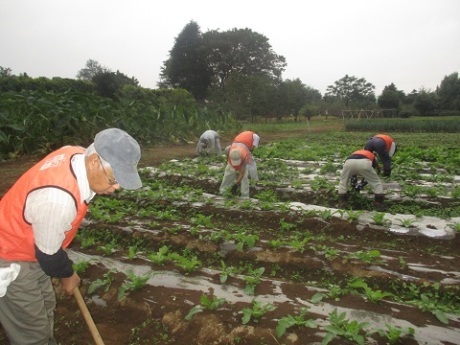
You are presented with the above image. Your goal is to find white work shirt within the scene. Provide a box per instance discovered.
[24,153,95,255]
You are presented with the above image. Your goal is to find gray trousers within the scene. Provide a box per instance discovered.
[219,163,250,197]
[0,259,57,345]
[338,158,383,195]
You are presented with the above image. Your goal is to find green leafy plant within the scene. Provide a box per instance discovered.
[185,294,226,320]
[88,269,116,294]
[347,249,384,264]
[448,222,460,233]
[233,232,259,251]
[276,307,316,338]
[219,261,236,284]
[371,212,392,226]
[118,270,150,301]
[126,245,143,260]
[240,300,276,324]
[322,308,369,345]
[408,293,449,324]
[376,324,415,344]
[243,267,265,295]
[169,252,202,273]
[347,279,394,303]
[72,260,90,274]
[97,242,118,256]
[345,210,363,223]
[147,245,170,265]
[396,217,416,228]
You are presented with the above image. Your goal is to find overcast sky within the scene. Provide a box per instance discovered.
[1,0,459,96]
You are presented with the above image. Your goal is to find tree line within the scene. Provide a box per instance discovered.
[0,20,459,159]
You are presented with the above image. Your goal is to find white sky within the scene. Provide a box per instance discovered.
[0,0,459,96]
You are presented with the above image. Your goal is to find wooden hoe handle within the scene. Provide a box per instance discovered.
[74,287,105,345]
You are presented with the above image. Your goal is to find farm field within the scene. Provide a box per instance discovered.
[1,127,459,345]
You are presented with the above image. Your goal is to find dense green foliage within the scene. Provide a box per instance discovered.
[344,117,460,132]
[0,81,240,159]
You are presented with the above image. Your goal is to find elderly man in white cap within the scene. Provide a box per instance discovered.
[220,130,260,198]
[196,129,222,156]
[0,128,142,345]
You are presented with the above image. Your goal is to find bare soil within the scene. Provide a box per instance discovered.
[0,125,459,345]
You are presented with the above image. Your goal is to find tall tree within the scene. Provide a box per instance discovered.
[76,59,109,81]
[203,28,286,90]
[0,66,12,77]
[414,89,437,116]
[277,79,321,120]
[378,83,405,110]
[325,75,376,108]
[160,21,212,102]
[92,70,139,100]
[437,72,460,111]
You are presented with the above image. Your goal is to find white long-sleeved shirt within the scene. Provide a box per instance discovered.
[24,153,95,255]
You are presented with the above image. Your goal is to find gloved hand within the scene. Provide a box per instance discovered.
[230,183,239,195]
[383,169,391,177]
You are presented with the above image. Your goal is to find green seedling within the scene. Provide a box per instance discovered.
[322,308,369,345]
[268,239,283,248]
[376,324,415,344]
[347,249,384,264]
[396,218,416,228]
[398,256,408,269]
[448,222,460,233]
[219,261,236,284]
[408,293,449,324]
[371,212,392,226]
[348,279,394,303]
[288,238,310,253]
[191,213,213,227]
[318,209,335,221]
[279,219,296,232]
[97,242,118,256]
[169,252,202,273]
[147,245,170,265]
[275,307,316,338]
[126,245,143,260]
[72,260,90,274]
[243,267,265,295]
[80,236,96,249]
[240,300,276,324]
[233,232,259,251]
[118,270,150,301]
[88,269,116,294]
[345,210,363,223]
[185,294,226,320]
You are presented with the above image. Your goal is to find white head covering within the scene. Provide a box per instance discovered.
[252,133,260,148]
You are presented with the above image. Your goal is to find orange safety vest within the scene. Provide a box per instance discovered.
[351,149,375,161]
[227,145,250,170]
[374,134,394,152]
[233,131,256,150]
[0,146,89,261]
